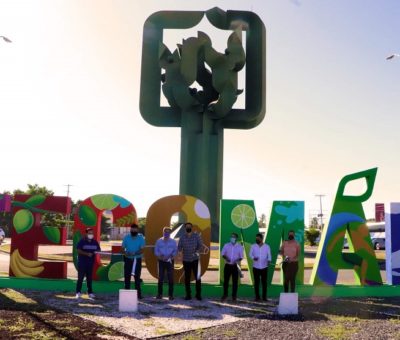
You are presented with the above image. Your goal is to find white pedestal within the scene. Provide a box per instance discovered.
[278,293,298,315]
[119,289,138,312]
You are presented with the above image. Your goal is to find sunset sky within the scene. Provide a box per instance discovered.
[0,0,399,222]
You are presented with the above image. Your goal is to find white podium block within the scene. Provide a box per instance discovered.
[278,293,298,315]
[119,289,138,312]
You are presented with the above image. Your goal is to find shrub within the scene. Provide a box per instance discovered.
[305,228,320,246]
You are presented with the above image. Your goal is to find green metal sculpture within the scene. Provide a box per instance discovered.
[140,8,266,239]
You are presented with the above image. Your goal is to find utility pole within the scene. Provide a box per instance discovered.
[315,194,325,230]
[64,185,73,235]
[65,184,72,199]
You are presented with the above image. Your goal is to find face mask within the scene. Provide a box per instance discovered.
[256,239,261,244]
[230,237,237,244]
[131,231,138,236]
[288,235,294,240]
[163,233,170,238]
[186,227,192,233]
[87,234,94,240]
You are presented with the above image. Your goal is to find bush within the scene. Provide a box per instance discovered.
[305,228,320,246]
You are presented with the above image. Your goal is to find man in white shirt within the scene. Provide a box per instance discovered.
[249,233,271,301]
[221,233,244,302]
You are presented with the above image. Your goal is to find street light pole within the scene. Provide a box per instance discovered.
[65,184,72,199]
[64,184,73,235]
[315,194,325,230]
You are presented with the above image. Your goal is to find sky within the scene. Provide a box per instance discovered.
[0,0,399,223]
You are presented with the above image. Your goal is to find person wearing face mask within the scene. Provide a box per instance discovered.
[75,228,101,299]
[220,233,244,302]
[280,230,300,293]
[154,227,177,300]
[122,224,146,298]
[178,222,203,300]
[249,233,271,301]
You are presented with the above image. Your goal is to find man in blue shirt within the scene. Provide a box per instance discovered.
[221,233,244,302]
[122,224,145,298]
[154,226,177,300]
[76,228,101,299]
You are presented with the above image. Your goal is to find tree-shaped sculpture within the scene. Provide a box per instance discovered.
[140,8,266,240]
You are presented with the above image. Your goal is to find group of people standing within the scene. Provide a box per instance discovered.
[75,222,203,300]
[75,224,300,301]
[213,229,300,301]
[154,222,202,300]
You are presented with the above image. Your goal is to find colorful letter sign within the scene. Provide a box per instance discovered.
[144,195,211,282]
[73,194,137,281]
[6,166,400,299]
[385,203,400,285]
[219,200,259,284]
[220,200,305,285]
[10,194,71,279]
[310,168,382,286]
[266,201,305,285]
[0,194,11,212]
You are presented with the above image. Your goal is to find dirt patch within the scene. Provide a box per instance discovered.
[0,288,138,339]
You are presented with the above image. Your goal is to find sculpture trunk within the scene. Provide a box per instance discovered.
[179,110,223,241]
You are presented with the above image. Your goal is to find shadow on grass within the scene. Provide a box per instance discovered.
[40,292,400,323]
[297,296,400,321]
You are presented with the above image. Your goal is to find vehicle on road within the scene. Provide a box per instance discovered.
[371,237,385,250]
